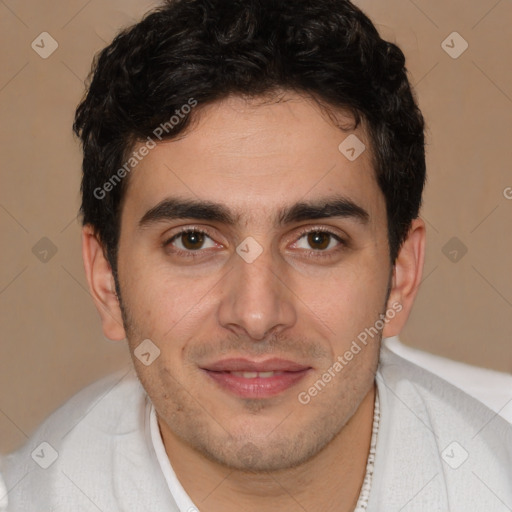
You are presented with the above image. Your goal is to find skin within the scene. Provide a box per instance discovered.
[82,91,425,512]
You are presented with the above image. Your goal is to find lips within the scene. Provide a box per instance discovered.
[201,358,312,398]
[203,358,310,373]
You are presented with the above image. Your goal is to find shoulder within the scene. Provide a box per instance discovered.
[384,336,512,423]
[8,366,144,448]
[378,342,512,438]
[0,367,150,510]
[374,343,512,507]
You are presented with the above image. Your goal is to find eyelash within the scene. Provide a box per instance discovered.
[163,226,347,260]
[292,226,347,258]
[163,228,218,260]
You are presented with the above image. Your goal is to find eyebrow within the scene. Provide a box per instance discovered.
[137,195,369,229]
[279,198,369,225]
[138,198,238,228]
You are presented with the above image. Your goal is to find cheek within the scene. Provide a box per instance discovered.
[297,255,389,336]
[119,256,219,343]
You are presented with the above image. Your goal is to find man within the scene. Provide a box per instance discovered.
[1,0,511,510]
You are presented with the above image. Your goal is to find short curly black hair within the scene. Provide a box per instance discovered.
[73,0,426,274]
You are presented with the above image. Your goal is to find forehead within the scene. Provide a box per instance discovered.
[120,93,384,227]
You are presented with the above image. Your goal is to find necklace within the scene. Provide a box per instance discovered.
[353,390,380,511]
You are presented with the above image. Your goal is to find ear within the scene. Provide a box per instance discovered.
[382,218,426,337]
[81,224,127,341]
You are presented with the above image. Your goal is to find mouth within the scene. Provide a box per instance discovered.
[200,358,312,399]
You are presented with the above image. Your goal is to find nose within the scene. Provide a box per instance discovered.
[217,246,297,341]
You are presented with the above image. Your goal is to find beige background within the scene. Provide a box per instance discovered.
[1,0,511,454]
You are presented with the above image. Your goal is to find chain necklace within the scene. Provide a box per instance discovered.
[353,391,380,511]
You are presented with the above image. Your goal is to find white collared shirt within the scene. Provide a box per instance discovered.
[1,342,511,511]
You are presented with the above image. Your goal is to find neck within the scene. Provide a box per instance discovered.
[159,383,376,512]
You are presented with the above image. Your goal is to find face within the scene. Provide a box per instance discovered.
[113,93,394,471]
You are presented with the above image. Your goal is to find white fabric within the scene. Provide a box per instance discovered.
[1,344,511,511]
[384,336,512,423]
[150,402,197,511]
[0,474,7,512]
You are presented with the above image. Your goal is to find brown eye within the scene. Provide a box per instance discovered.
[181,231,206,250]
[307,232,332,250]
[166,229,217,253]
[162,227,223,262]
[292,229,345,255]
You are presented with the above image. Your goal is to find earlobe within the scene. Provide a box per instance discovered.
[81,225,127,341]
[382,218,426,338]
